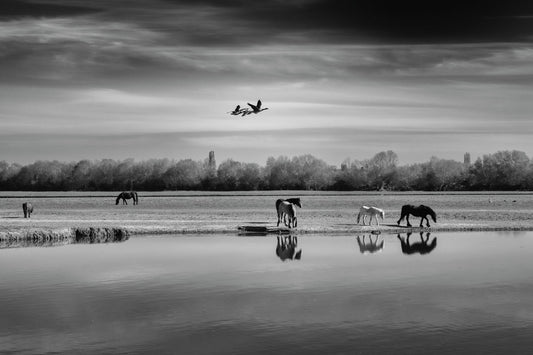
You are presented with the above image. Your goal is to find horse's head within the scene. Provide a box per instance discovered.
[379,209,385,219]
[429,208,437,222]
[289,198,302,208]
[115,195,121,205]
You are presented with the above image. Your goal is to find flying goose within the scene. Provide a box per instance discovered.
[247,100,269,114]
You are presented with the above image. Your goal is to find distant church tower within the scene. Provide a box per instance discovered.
[208,151,216,170]
[464,152,471,166]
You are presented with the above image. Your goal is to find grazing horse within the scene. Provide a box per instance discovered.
[276,235,302,261]
[356,234,384,254]
[22,202,33,218]
[356,206,385,225]
[397,232,437,255]
[277,201,297,228]
[397,204,436,227]
[115,191,139,205]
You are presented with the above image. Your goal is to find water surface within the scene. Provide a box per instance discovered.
[1,231,533,354]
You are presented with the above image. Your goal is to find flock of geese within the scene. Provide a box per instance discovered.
[228,99,269,117]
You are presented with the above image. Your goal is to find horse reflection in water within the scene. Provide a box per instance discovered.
[275,235,302,261]
[397,232,437,255]
[356,234,384,254]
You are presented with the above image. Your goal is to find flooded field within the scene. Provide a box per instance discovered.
[1,231,533,354]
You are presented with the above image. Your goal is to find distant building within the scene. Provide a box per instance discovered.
[208,151,216,170]
[464,152,471,165]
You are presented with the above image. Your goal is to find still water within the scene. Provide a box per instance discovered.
[1,232,533,354]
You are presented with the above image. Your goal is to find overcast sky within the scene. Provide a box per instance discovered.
[2,0,533,165]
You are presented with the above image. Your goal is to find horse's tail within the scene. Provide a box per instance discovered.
[275,199,283,212]
[115,193,122,205]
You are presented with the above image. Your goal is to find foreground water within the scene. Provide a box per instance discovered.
[1,232,533,354]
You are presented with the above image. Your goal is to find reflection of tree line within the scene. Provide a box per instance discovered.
[276,232,438,260]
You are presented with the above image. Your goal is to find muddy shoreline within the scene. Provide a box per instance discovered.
[2,222,533,245]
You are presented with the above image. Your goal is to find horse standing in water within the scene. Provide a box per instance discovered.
[397,204,436,227]
[22,202,33,218]
[356,206,385,225]
[115,191,139,205]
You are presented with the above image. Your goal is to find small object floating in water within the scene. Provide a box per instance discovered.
[237,225,292,235]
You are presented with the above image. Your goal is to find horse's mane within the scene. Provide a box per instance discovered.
[285,198,301,208]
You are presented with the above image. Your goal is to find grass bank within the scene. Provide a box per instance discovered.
[1,191,532,241]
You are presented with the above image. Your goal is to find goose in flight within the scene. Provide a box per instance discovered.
[247,100,269,114]
[228,105,246,115]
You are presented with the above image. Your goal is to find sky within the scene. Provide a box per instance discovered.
[1,0,533,166]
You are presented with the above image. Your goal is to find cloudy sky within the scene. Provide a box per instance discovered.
[2,0,533,165]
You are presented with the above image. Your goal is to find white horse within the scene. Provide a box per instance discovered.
[277,201,297,228]
[356,206,385,226]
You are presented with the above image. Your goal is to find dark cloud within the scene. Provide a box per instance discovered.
[0,0,100,18]
[5,1,533,44]
[159,0,533,43]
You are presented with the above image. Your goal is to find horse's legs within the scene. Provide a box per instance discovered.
[357,212,361,224]
[426,217,431,227]
[397,213,404,225]
[293,217,297,228]
[405,214,412,227]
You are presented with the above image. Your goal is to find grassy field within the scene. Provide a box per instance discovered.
[1,191,533,237]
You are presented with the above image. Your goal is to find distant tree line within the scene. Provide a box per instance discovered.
[1,150,532,191]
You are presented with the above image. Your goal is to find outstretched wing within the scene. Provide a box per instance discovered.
[247,102,258,111]
[256,100,262,109]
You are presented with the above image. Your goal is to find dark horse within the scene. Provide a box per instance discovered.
[22,202,33,218]
[276,235,302,261]
[116,191,139,205]
[397,232,437,255]
[397,204,436,227]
